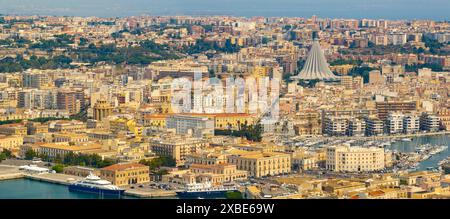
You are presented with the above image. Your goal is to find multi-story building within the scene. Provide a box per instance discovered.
[385,112,404,135]
[293,110,322,136]
[48,120,85,133]
[38,143,102,158]
[347,118,366,136]
[323,116,349,136]
[365,117,384,136]
[188,163,248,183]
[0,124,27,136]
[185,152,228,166]
[53,133,89,144]
[166,114,214,138]
[0,135,24,150]
[375,101,418,120]
[100,163,150,186]
[227,150,291,178]
[402,114,420,134]
[93,99,113,121]
[22,71,49,89]
[437,108,450,131]
[150,137,209,166]
[420,112,440,132]
[326,145,388,172]
[57,90,84,115]
[26,122,49,135]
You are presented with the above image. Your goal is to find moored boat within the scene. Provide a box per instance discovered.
[68,173,124,197]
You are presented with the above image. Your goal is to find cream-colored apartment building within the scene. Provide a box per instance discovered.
[326,145,388,172]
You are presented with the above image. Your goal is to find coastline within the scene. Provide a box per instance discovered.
[0,172,24,181]
[0,166,178,198]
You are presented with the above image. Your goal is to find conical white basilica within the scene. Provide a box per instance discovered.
[293,39,339,81]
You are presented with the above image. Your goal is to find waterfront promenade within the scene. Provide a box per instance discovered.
[0,165,23,180]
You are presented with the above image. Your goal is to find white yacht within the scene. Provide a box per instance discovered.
[68,173,125,196]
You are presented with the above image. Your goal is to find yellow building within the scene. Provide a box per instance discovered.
[109,117,143,140]
[38,143,102,158]
[0,124,27,136]
[354,188,407,199]
[211,113,257,130]
[0,135,23,150]
[330,64,354,75]
[143,114,167,128]
[150,138,209,166]
[293,110,322,136]
[26,122,48,135]
[292,154,318,171]
[100,163,150,186]
[437,108,450,131]
[323,180,366,196]
[185,152,228,166]
[399,171,441,186]
[143,113,257,130]
[227,150,291,178]
[252,66,270,78]
[49,120,85,133]
[53,133,89,144]
[187,163,248,184]
[93,99,113,121]
[365,175,400,189]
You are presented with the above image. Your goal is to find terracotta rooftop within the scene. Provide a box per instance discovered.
[102,163,148,171]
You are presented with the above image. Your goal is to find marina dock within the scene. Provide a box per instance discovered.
[0,165,24,180]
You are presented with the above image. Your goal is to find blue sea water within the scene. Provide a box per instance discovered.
[0,0,448,20]
[0,178,132,199]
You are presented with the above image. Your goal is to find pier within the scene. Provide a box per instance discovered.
[24,173,82,185]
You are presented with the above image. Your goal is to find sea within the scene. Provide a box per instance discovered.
[0,0,448,20]
[0,178,138,199]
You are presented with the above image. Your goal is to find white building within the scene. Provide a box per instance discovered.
[166,114,214,138]
[386,112,404,134]
[403,114,420,134]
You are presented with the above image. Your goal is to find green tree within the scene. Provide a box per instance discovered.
[25,149,37,160]
[52,164,65,173]
[139,156,176,170]
[0,149,12,161]
[225,191,243,199]
[0,153,6,161]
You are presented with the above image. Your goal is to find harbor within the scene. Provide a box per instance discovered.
[1,134,449,199]
[0,165,178,199]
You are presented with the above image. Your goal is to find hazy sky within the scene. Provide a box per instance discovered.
[0,0,448,20]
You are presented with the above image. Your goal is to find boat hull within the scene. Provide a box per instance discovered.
[69,184,125,197]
